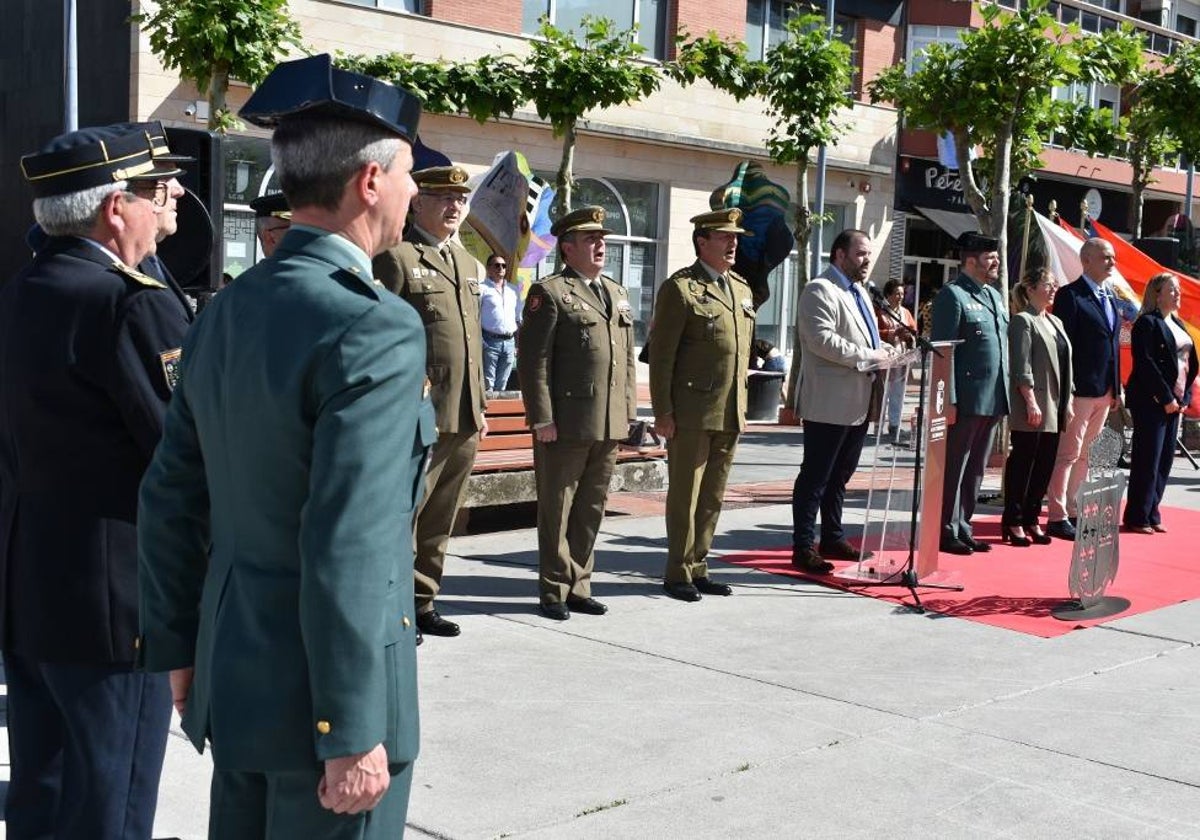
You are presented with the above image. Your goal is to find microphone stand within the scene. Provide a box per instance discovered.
[845,286,961,612]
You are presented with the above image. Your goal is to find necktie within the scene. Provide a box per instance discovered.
[1099,286,1116,330]
[852,284,880,349]
[439,245,452,269]
[591,280,609,316]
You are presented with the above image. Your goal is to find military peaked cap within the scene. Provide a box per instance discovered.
[249,192,292,219]
[112,121,194,173]
[414,165,472,193]
[691,208,752,235]
[550,205,612,238]
[240,53,421,144]
[20,125,157,199]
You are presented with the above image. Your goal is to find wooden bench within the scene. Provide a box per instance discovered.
[461,394,668,508]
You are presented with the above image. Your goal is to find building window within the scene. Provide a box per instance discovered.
[1177,14,1198,38]
[1052,80,1121,131]
[745,1,859,94]
[337,0,424,11]
[906,24,964,73]
[522,0,667,59]
[528,177,661,344]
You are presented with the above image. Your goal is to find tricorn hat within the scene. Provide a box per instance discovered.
[955,231,999,253]
[550,205,613,238]
[240,53,421,144]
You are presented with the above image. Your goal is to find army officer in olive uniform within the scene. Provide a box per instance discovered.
[374,165,487,640]
[649,209,756,602]
[518,207,637,621]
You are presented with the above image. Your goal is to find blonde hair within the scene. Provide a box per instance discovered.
[1011,267,1054,312]
[1140,272,1178,315]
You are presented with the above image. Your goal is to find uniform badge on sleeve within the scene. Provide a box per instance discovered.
[527,292,544,313]
[160,348,182,391]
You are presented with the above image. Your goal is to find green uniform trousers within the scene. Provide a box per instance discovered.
[663,429,740,584]
[208,761,413,839]
[532,438,618,604]
[414,430,479,613]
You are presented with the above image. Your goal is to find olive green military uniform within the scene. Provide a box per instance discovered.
[374,193,486,618]
[649,218,754,585]
[517,208,638,606]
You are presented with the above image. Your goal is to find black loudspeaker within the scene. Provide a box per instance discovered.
[158,127,224,292]
[1134,236,1180,270]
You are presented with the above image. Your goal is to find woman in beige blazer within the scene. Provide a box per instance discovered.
[1003,268,1074,546]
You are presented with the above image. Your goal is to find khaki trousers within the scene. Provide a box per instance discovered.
[1046,393,1111,521]
[414,430,479,612]
[663,429,739,584]
[533,438,618,604]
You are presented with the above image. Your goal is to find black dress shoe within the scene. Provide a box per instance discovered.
[694,577,732,596]
[416,610,461,637]
[566,595,608,615]
[791,547,834,574]
[939,537,973,555]
[663,581,702,602]
[819,538,874,561]
[960,534,992,553]
[1026,525,1052,545]
[539,601,570,621]
[1046,519,1076,541]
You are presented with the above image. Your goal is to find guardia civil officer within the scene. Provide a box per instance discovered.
[518,207,637,620]
[374,164,488,640]
[0,124,191,838]
[649,209,756,602]
[138,54,433,837]
[931,231,1010,555]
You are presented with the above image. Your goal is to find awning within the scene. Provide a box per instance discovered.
[914,206,980,240]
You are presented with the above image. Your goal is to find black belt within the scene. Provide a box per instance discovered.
[484,330,515,340]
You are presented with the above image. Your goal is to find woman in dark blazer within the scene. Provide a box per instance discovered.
[1003,268,1073,546]
[1123,272,1198,533]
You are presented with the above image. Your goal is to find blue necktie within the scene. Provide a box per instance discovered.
[1099,287,1116,331]
[851,284,880,349]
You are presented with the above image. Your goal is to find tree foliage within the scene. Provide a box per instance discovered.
[134,0,304,133]
[869,0,1140,290]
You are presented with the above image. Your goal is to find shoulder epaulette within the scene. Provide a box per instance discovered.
[112,260,166,289]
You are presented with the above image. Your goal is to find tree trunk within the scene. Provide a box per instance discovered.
[784,156,812,415]
[1129,138,1149,239]
[208,64,230,133]
[954,129,994,235]
[991,127,1014,300]
[552,118,577,223]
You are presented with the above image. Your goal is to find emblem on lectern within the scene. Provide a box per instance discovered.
[935,381,945,415]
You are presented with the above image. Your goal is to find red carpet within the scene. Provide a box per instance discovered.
[721,506,1200,638]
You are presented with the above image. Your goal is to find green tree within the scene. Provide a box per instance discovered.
[525,17,661,219]
[869,0,1140,292]
[134,0,305,133]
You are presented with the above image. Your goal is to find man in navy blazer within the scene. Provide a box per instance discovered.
[1045,238,1122,540]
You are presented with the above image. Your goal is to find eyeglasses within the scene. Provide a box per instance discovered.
[128,182,170,207]
[490,262,507,270]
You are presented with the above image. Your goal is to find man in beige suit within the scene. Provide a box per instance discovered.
[518,207,637,620]
[374,165,487,640]
[791,229,895,572]
[650,209,755,602]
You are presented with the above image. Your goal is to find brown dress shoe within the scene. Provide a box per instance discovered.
[791,547,834,574]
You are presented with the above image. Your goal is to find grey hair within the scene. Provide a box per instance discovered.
[271,116,404,212]
[33,181,127,237]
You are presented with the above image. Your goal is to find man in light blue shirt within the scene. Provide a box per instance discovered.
[480,253,521,391]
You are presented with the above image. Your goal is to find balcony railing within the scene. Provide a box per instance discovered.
[993,0,1197,55]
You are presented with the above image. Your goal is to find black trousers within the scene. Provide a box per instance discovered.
[1124,406,1181,528]
[1003,430,1061,527]
[942,413,1001,541]
[792,419,868,549]
[3,651,172,840]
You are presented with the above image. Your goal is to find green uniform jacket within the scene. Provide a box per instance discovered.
[517,267,637,440]
[931,272,1010,417]
[138,228,436,772]
[374,233,486,434]
[648,261,755,432]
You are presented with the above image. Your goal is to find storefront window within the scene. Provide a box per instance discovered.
[221,136,278,278]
